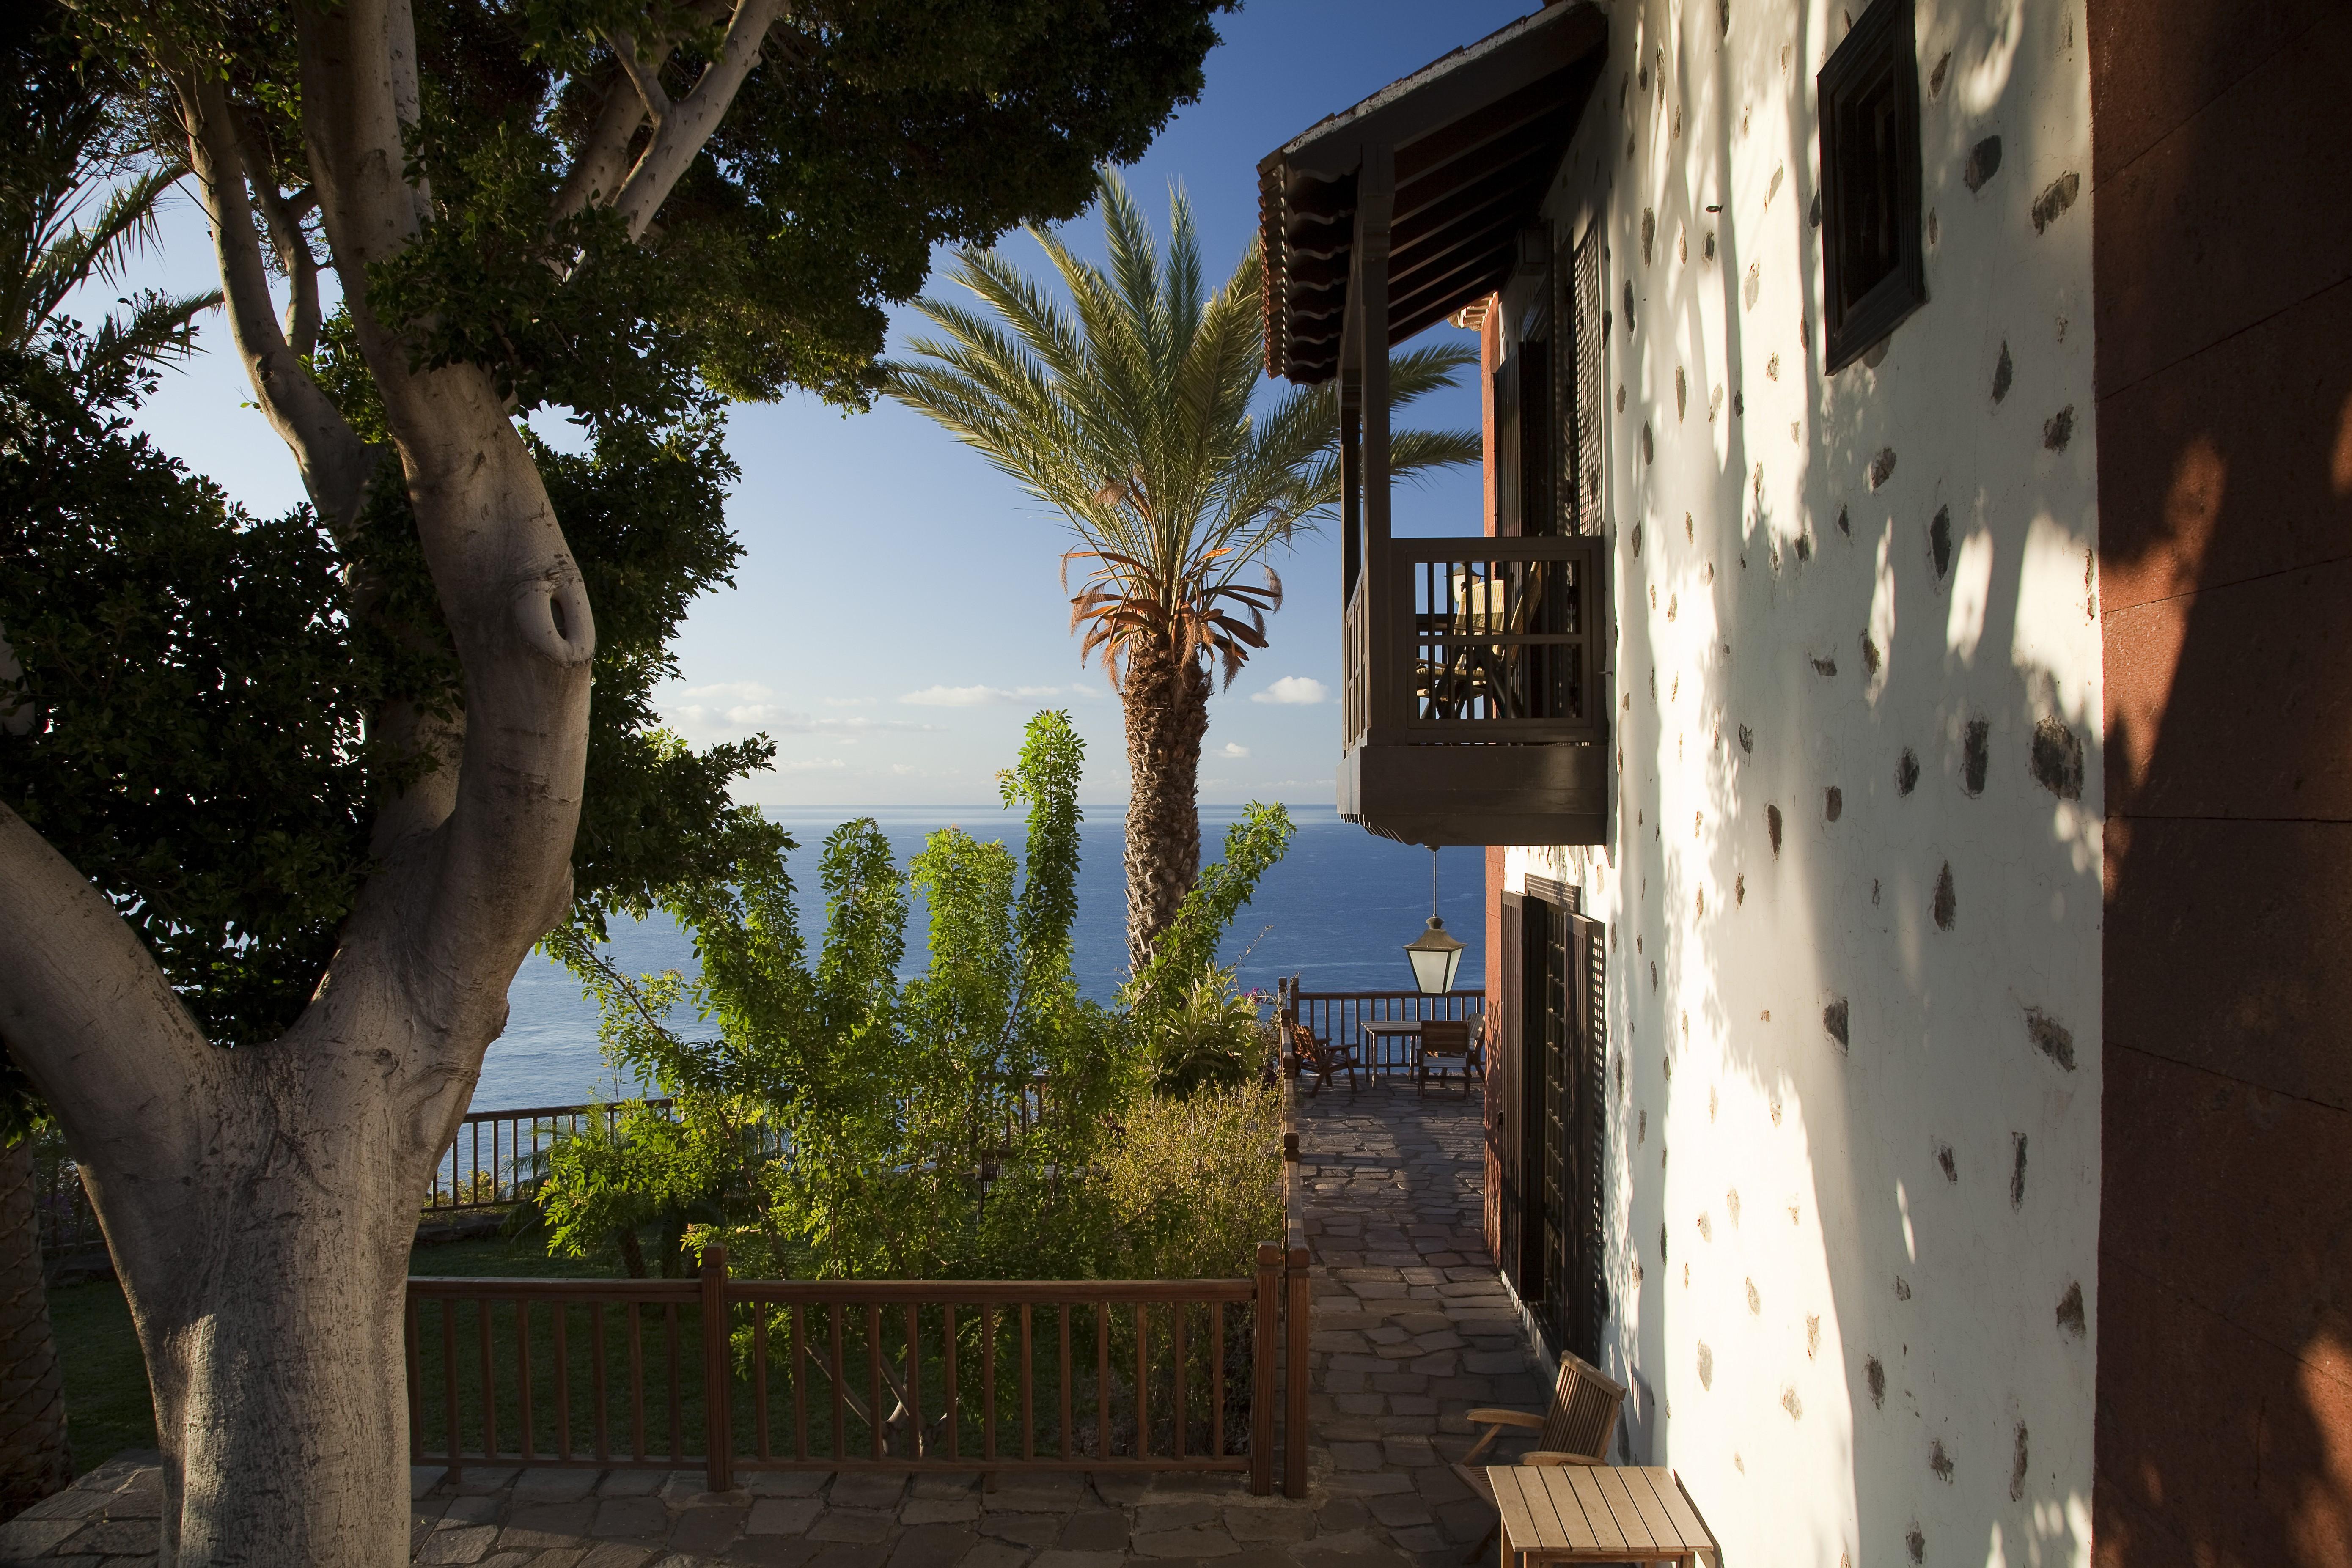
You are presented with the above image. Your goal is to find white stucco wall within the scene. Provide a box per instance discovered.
[1496,3,2104,1565]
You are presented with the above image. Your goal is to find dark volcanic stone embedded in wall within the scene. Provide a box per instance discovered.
[1907,1527,1926,1565]
[1642,423,1654,464]
[1962,718,1991,794]
[1933,862,1957,928]
[1992,342,2014,402]
[1897,748,1921,794]
[1738,723,1754,753]
[2011,1133,2028,1208]
[2056,1281,2086,1338]
[1866,1355,1887,1407]
[1837,504,1851,535]
[1931,506,1954,578]
[1677,367,1687,420]
[2031,171,2081,233]
[1861,633,1881,675]
[1643,208,1656,265]
[1870,448,1898,489]
[2030,715,2084,798]
[1825,786,1843,821]
[1767,804,1783,854]
[2043,404,2076,450]
[2025,1007,2075,1070]
[1965,135,2004,192]
[1929,50,1951,96]
[2010,1425,2030,1501]
[1823,997,1849,1051]
[1929,1441,1954,1482]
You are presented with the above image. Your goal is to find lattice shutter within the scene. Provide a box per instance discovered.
[1567,226,1606,536]
[1495,892,1527,1296]
[1568,912,1610,1362]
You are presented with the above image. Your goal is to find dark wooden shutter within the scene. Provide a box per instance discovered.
[1495,892,1526,1295]
[1566,226,1606,536]
[1493,356,1522,538]
[1519,335,1553,536]
[1567,912,1610,1362]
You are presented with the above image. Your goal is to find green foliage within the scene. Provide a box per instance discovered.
[0,365,383,1043]
[1096,1080,1280,1280]
[538,711,1289,1283]
[1138,965,1262,1101]
[1128,802,1295,1020]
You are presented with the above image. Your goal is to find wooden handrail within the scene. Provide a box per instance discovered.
[406,1243,1291,1492]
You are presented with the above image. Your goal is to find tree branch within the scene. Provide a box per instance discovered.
[239,116,326,362]
[0,805,215,1238]
[610,0,786,240]
[551,61,659,224]
[608,30,672,128]
[172,67,374,535]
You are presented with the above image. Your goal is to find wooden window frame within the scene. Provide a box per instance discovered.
[1817,0,1927,372]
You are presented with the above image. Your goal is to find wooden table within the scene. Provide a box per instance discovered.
[1359,1020,1426,1079]
[1487,1464,1719,1568]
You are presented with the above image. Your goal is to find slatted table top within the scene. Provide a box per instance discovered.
[1487,1464,1719,1565]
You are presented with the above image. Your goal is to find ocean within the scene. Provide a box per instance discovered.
[482,804,1487,1109]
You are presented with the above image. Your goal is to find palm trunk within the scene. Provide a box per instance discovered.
[0,1139,69,1519]
[1120,643,1212,973]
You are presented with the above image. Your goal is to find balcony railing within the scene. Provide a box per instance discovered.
[1346,534,1606,746]
[1339,533,1608,845]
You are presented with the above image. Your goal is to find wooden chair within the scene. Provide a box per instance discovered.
[1454,1349,1628,1563]
[1415,1018,1479,1093]
[1285,1016,1361,1094]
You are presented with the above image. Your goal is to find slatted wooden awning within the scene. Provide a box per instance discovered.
[1256,2,1608,384]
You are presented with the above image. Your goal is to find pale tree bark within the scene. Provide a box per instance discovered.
[0,0,781,1561]
[1119,642,1211,974]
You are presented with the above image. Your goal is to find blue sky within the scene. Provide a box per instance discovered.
[86,0,1532,806]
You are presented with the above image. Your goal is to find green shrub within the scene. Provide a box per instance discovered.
[1099,1080,1282,1280]
[1142,965,1263,1099]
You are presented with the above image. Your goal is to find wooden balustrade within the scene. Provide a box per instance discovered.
[1277,980,1486,1079]
[407,1244,1295,1494]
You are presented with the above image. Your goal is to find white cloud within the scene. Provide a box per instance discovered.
[663,681,938,740]
[899,683,1080,708]
[1220,742,1251,758]
[1250,676,1329,706]
[776,758,848,772]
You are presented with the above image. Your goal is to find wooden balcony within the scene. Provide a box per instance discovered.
[1339,534,1608,847]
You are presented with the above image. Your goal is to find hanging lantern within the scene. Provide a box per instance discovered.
[1403,846,1465,995]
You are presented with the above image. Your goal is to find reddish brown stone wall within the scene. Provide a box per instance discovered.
[2091,4,2352,1565]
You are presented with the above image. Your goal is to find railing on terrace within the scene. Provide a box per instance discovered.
[1278,979,1486,1078]
[430,1100,676,1212]
[407,1065,1316,1497]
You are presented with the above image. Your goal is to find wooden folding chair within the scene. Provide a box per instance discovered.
[1286,1016,1361,1094]
[1453,1349,1628,1562]
[1415,1017,1478,1093]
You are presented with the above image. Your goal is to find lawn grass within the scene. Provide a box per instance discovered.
[49,1215,606,1475]
[52,1276,154,1472]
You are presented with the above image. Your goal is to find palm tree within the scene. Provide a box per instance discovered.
[886,173,1479,972]
[0,3,219,384]
[0,3,218,1510]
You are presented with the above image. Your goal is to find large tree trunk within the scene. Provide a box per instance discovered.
[0,1139,69,1519]
[1120,642,1212,973]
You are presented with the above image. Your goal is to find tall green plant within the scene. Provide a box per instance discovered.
[540,710,1294,1284]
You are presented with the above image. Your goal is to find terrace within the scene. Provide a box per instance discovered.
[5,1084,1552,1568]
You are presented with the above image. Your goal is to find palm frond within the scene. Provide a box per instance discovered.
[884,168,1482,692]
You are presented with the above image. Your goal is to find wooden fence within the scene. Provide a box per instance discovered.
[1278,980,1486,1078]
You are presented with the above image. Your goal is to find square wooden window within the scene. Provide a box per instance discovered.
[1818,0,1926,371]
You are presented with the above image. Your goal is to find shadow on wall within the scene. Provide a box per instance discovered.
[2086,2,2352,1564]
[1588,2,2106,1566]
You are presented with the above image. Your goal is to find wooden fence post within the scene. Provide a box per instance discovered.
[702,1244,734,1494]
[1283,1241,1310,1499]
[1250,1242,1279,1495]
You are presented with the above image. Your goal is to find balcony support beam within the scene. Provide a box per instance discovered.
[1355,143,1396,752]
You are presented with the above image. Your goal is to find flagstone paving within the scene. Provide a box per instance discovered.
[0,1084,1550,1568]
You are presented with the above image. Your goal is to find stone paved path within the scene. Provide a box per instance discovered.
[0,1087,1549,1568]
